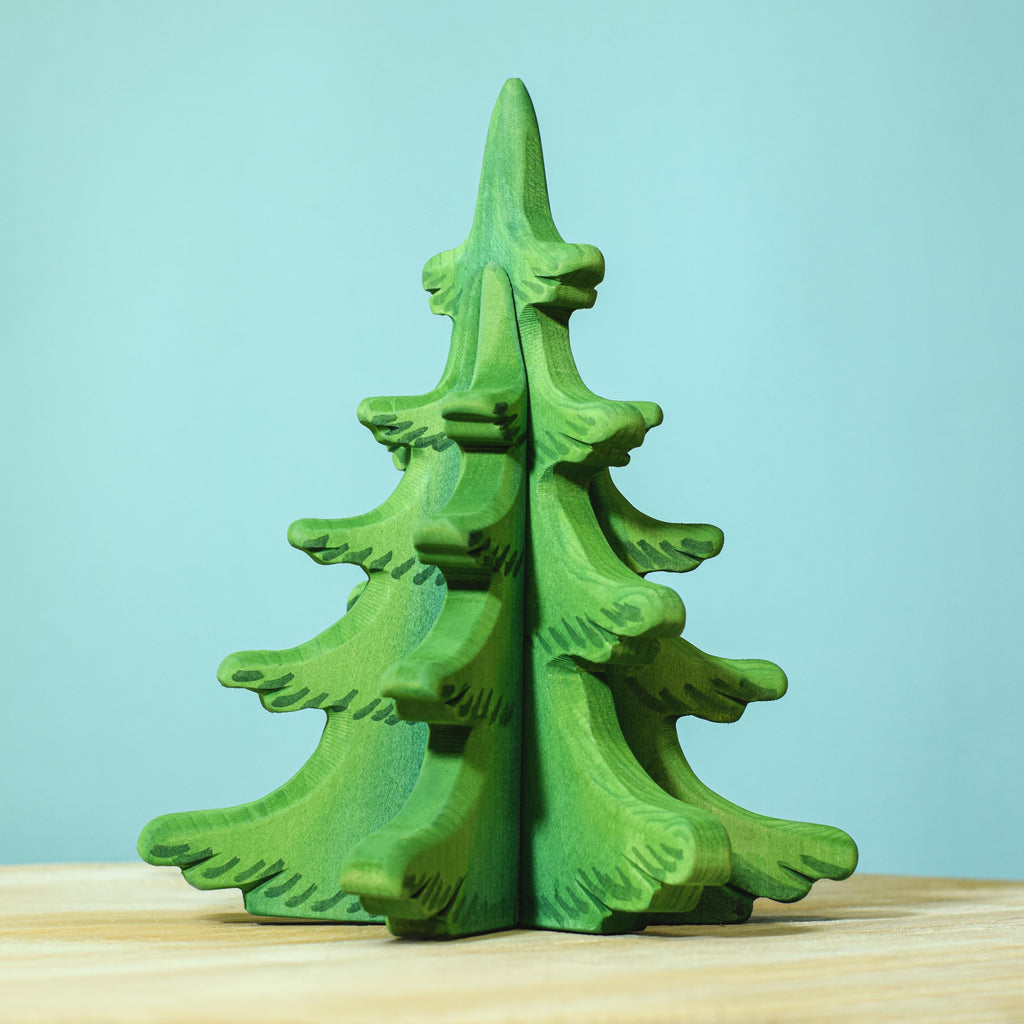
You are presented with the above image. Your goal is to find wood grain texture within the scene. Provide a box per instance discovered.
[2,864,1022,1024]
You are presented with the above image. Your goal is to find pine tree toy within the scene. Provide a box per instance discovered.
[139,79,857,938]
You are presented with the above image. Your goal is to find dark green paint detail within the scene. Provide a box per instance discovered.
[332,689,358,712]
[369,551,394,570]
[270,686,310,708]
[234,860,266,883]
[149,843,190,858]
[286,883,319,908]
[310,891,346,913]
[231,671,263,683]
[202,856,240,879]
[263,673,295,689]
[351,698,382,721]
[263,873,302,898]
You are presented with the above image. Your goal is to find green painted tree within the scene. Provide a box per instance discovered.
[139,78,856,938]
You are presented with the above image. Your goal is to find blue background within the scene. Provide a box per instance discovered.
[3,1,1022,879]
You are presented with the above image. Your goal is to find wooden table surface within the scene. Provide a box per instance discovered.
[1,864,1021,1023]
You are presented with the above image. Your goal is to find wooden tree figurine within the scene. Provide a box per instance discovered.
[139,79,857,938]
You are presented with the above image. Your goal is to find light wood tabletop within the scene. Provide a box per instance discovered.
[1,863,1021,1023]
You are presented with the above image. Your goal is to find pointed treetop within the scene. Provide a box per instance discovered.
[424,79,604,318]
[469,78,558,248]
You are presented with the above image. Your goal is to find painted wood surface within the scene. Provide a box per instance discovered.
[3,864,1023,1024]
[138,79,856,937]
